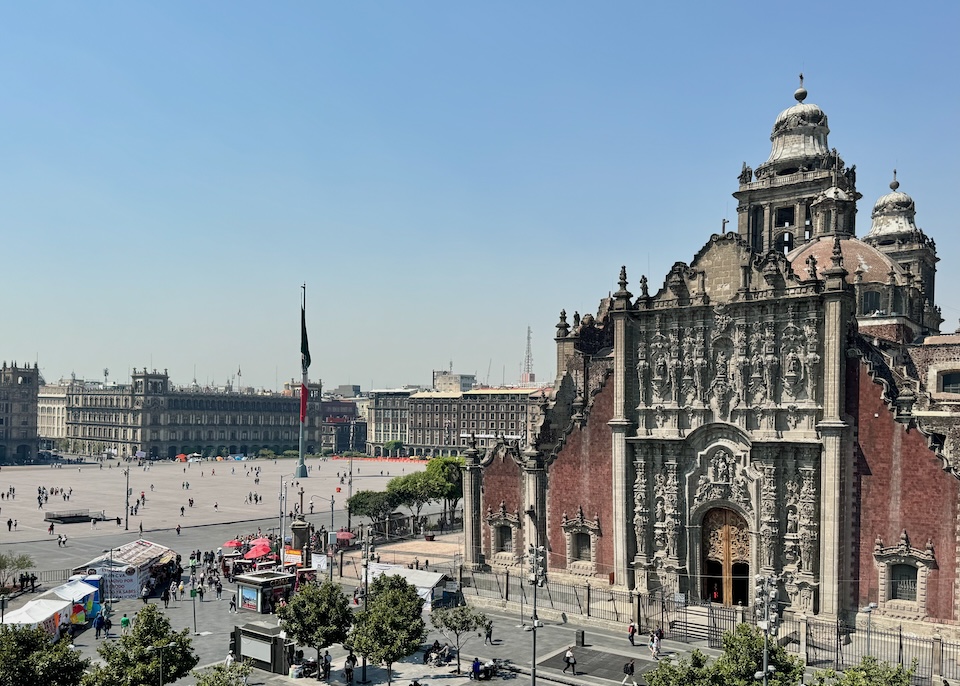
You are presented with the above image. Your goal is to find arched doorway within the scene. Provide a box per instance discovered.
[701,508,750,606]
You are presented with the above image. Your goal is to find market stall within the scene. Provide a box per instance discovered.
[2,598,72,638]
[364,564,451,605]
[74,539,179,600]
[51,579,98,622]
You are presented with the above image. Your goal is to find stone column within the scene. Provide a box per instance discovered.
[522,446,548,561]
[461,442,484,569]
[610,269,634,589]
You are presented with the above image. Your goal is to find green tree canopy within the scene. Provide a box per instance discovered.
[645,648,715,686]
[193,660,253,686]
[83,603,199,686]
[425,456,464,523]
[351,575,426,686]
[386,471,438,521]
[277,580,353,667]
[0,552,34,591]
[347,490,400,529]
[811,655,915,686]
[430,605,488,674]
[383,440,404,454]
[0,624,89,686]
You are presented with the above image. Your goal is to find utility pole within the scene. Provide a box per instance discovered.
[360,525,372,684]
[124,468,130,531]
[527,507,546,686]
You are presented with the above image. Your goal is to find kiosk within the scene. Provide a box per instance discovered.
[234,570,295,614]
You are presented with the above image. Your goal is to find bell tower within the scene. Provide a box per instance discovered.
[733,77,860,254]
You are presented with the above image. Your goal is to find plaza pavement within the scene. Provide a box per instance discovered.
[0,458,706,685]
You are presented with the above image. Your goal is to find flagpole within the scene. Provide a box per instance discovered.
[296,285,309,479]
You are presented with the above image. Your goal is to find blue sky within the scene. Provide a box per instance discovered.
[2,2,957,391]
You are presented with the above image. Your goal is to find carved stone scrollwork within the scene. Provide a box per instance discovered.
[562,506,602,575]
[633,459,649,558]
[798,467,818,574]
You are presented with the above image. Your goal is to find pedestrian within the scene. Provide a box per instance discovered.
[472,657,482,681]
[323,650,332,679]
[180,506,185,516]
[141,584,150,605]
[93,612,105,639]
[229,595,237,613]
[161,588,170,608]
[197,585,205,602]
[484,620,493,645]
[627,620,636,646]
[170,581,178,602]
[139,521,143,536]
[563,647,576,675]
[225,650,235,667]
[120,613,130,636]
[176,525,181,536]
[649,631,660,660]
[12,520,16,530]
[5,518,10,532]
[216,580,223,600]
[178,580,185,599]
[621,659,638,686]
[103,615,112,637]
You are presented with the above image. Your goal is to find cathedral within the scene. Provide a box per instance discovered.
[463,81,960,629]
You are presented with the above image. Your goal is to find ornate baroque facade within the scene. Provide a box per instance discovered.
[465,83,960,629]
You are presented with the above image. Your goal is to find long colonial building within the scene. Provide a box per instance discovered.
[40,369,365,459]
[464,83,960,632]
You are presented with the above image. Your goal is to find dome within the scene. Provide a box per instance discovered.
[787,235,908,286]
[867,171,919,238]
[756,83,831,176]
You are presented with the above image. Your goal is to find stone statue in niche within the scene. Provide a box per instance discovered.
[712,450,731,482]
[786,506,798,534]
[655,499,665,523]
[636,344,650,403]
[732,473,749,508]
[695,474,710,503]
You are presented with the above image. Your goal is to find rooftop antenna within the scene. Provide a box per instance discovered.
[103,368,109,385]
[521,326,535,384]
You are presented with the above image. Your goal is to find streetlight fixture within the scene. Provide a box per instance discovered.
[863,602,878,657]
[526,506,546,686]
[146,641,176,686]
[360,524,372,684]
[123,467,131,531]
[101,548,116,615]
[754,575,779,686]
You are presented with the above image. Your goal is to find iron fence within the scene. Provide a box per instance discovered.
[941,640,960,682]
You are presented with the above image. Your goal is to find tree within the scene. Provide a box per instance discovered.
[810,655,915,686]
[645,648,715,686]
[193,659,253,686]
[383,440,404,455]
[351,575,426,686]
[347,490,400,533]
[430,605,488,674]
[83,603,199,686]
[0,624,89,686]
[277,580,353,677]
[712,622,804,686]
[258,448,275,458]
[387,472,437,522]
[426,456,464,524]
[0,552,33,591]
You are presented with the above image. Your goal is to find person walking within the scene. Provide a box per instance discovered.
[225,650,235,668]
[649,631,660,660]
[627,620,636,646]
[197,584,205,602]
[621,659,638,686]
[120,613,130,636]
[215,580,223,600]
[484,620,494,645]
[228,595,237,613]
[93,613,105,639]
[563,647,576,675]
[161,588,170,608]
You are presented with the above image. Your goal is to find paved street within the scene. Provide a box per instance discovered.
[0,457,711,685]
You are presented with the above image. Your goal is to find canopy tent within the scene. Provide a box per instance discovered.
[52,579,98,603]
[75,539,178,600]
[2,598,72,637]
[365,564,447,603]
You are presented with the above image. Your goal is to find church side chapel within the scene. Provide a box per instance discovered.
[463,79,960,632]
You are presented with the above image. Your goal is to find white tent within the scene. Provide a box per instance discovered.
[52,580,98,603]
[2,598,72,637]
[365,564,447,602]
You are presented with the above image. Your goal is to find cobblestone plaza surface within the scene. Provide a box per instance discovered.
[0,457,688,685]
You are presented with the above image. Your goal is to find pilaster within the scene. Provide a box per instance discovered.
[461,441,484,569]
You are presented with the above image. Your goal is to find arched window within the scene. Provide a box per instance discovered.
[862,291,882,315]
[775,232,795,254]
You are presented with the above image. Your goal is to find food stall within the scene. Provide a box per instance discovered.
[74,539,179,600]
[2,598,73,639]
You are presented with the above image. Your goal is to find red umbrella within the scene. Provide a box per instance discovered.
[223,540,243,548]
[244,544,272,560]
[251,537,272,546]
[336,531,355,541]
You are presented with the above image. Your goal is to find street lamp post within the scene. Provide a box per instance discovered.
[347,453,354,531]
[863,602,878,657]
[146,641,176,686]
[526,507,545,686]
[102,548,115,615]
[754,575,779,686]
[124,468,130,531]
[360,524,371,684]
[329,495,335,582]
